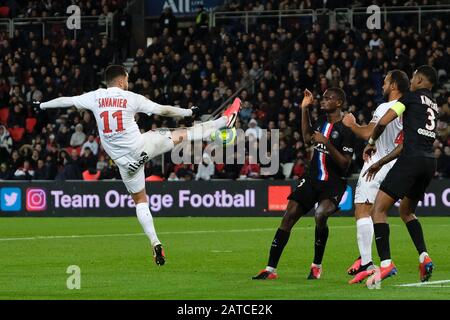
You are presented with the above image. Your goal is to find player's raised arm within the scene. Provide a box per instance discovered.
[40,96,77,109]
[342,113,376,140]
[40,92,95,111]
[136,94,196,118]
[300,89,314,145]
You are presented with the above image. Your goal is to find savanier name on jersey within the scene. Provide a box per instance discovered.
[97,97,128,108]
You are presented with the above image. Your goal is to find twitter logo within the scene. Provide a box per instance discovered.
[1,188,22,211]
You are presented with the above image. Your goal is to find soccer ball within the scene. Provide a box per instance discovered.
[211,128,237,146]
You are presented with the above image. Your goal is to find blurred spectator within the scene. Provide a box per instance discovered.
[80,146,97,170]
[195,5,209,40]
[159,7,177,35]
[96,154,108,172]
[146,167,165,181]
[167,172,180,181]
[70,124,86,147]
[239,154,261,179]
[56,149,83,180]
[0,125,12,158]
[56,125,71,148]
[0,162,12,180]
[13,160,34,180]
[245,119,263,139]
[435,146,450,178]
[34,159,49,180]
[195,153,215,181]
[8,103,25,128]
[176,163,194,181]
[81,134,99,155]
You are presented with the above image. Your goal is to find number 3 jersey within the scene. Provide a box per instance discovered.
[71,87,166,160]
[309,117,356,181]
[395,88,438,158]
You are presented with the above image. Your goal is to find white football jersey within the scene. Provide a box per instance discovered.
[369,100,403,163]
[71,87,163,160]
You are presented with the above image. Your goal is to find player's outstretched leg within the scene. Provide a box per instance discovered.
[171,100,241,144]
[367,191,398,286]
[184,116,228,142]
[348,203,376,283]
[252,200,304,280]
[400,197,433,282]
[132,190,165,266]
[308,200,336,280]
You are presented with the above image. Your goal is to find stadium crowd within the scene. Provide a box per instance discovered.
[0,0,449,181]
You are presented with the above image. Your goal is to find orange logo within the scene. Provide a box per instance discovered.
[268,186,291,211]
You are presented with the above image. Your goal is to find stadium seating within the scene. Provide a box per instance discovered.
[25,118,37,133]
[8,127,25,142]
[0,108,9,126]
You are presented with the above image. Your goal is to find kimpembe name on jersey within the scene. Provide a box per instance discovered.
[417,95,438,138]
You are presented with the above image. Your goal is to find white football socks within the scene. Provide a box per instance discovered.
[265,266,276,273]
[419,252,429,263]
[380,259,392,268]
[136,203,160,247]
[356,217,374,266]
[186,116,227,141]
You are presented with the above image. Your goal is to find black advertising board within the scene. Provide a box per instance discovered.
[0,180,449,217]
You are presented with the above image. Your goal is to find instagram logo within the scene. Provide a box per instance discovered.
[26,188,47,211]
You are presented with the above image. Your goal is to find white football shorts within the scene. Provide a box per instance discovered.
[354,159,396,204]
[114,129,174,193]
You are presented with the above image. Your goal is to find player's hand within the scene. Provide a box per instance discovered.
[312,131,328,144]
[363,161,382,182]
[363,144,377,160]
[32,100,41,113]
[190,106,200,118]
[342,113,356,128]
[301,89,313,109]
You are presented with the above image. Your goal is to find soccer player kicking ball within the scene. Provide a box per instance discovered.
[342,70,408,284]
[39,65,240,266]
[253,88,356,280]
[364,65,438,285]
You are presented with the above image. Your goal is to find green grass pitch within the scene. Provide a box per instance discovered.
[0,217,449,300]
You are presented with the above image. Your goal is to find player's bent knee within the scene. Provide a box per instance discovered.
[131,189,147,204]
[280,201,302,230]
[314,212,329,228]
[399,206,417,223]
[354,203,372,220]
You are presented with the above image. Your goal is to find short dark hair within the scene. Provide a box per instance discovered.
[416,65,438,87]
[388,69,410,94]
[105,65,127,86]
[327,87,346,106]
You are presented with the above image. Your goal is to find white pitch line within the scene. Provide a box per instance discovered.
[0,228,275,242]
[396,280,450,287]
[0,224,361,242]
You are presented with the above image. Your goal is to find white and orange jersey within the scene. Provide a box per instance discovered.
[369,100,403,163]
[41,87,191,160]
